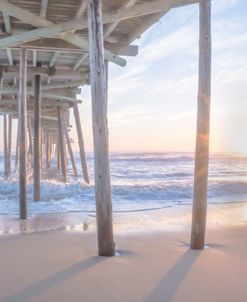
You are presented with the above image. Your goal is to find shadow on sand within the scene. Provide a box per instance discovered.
[145,250,201,302]
[0,256,105,302]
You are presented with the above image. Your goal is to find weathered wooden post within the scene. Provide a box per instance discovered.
[33,71,41,201]
[46,130,51,169]
[57,106,67,182]
[190,0,211,249]
[7,115,12,176]
[18,48,27,219]
[56,140,61,170]
[88,0,115,256]
[73,103,89,183]
[27,117,33,156]
[15,121,19,169]
[3,115,8,178]
[64,119,78,177]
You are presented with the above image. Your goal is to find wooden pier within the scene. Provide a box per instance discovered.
[0,0,211,255]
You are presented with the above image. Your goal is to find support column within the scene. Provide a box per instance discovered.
[73,103,89,183]
[57,106,67,182]
[46,130,51,169]
[56,139,61,170]
[3,115,8,178]
[64,120,78,177]
[15,121,19,169]
[33,72,41,201]
[190,0,211,249]
[18,48,27,219]
[7,115,12,176]
[88,0,115,256]
[28,117,33,156]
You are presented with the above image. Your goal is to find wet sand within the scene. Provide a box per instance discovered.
[0,222,247,302]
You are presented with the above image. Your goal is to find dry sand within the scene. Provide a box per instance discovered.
[0,222,247,302]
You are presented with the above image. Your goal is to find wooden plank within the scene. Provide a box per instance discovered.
[57,106,67,182]
[88,0,114,256]
[0,0,126,66]
[190,0,211,250]
[73,103,89,183]
[18,48,27,219]
[0,0,198,47]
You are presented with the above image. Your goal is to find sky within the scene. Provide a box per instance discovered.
[1,0,247,154]
[73,0,247,154]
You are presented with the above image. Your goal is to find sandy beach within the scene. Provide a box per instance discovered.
[0,203,247,302]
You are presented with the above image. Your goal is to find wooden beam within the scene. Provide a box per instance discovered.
[40,0,49,18]
[0,65,53,76]
[88,0,114,256]
[18,39,84,53]
[6,48,13,65]
[73,54,88,71]
[73,103,89,183]
[3,12,11,33]
[41,94,80,103]
[14,39,137,57]
[18,48,27,219]
[0,65,90,80]
[190,0,211,250]
[0,0,198,42]
[75,0,87,18]
[33,72,41,201]
[0,0,196,64]
[49,52,60,67]
[32,49,37,67]
[1,81,83,94]
[105,43,138,56]
[3,12,13,66]
[0,98,79,107]
[104,0,137,40]
[0,0,126,66]
[126,12,164,44]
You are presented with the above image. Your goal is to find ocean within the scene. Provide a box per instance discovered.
[0,152,247,234]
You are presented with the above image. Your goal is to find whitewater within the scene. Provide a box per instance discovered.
[0,152,247,233]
